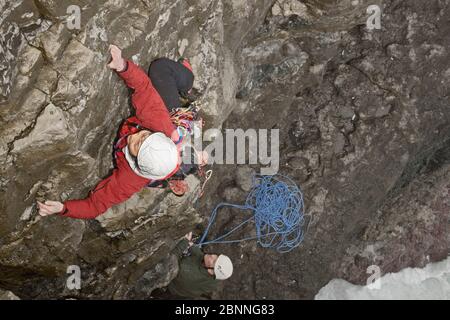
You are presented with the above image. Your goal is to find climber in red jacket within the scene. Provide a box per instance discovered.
[37,45,205,219]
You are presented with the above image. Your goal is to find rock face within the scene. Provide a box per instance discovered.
[197,0,450,299]
[0,0,273,298]
[0,0,449,300]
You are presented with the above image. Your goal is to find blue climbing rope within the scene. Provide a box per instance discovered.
[196,175,307,253]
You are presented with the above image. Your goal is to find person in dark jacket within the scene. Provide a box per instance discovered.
[168,232,233,299]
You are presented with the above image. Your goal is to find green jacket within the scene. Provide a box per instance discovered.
[168,239,218,298]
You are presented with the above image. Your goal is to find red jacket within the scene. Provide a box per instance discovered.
[61,60,177,219]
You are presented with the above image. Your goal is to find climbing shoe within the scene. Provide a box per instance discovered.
[179,87,201,107]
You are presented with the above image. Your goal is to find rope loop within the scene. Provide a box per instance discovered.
[197,174,307,253]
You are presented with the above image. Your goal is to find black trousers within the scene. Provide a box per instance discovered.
[148,58,194,112]
[147,58,196,187]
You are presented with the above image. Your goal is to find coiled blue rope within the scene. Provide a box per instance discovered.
[196,175,307,253]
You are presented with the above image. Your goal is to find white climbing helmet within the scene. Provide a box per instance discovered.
[124,132,179,180]
[214,255,233,280]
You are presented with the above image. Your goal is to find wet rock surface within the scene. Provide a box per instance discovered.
[1,0,449,299]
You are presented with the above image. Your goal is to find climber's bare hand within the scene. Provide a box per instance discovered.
[107,44,126,71]
[37,200,64,216]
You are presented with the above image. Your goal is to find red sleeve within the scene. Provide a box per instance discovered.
[61,166,149,219]
[117,60,177,140]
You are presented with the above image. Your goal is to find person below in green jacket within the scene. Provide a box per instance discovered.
[168,232,233,299]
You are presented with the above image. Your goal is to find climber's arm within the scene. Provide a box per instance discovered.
[172,239,191,261]
[108,45,177,140]
[118,61,177,140]
[59,168,149,219]
[172,232,195,260]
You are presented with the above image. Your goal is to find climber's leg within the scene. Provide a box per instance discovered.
[148,58,194,111]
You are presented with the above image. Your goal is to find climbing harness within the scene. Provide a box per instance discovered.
[197,175,309,253]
